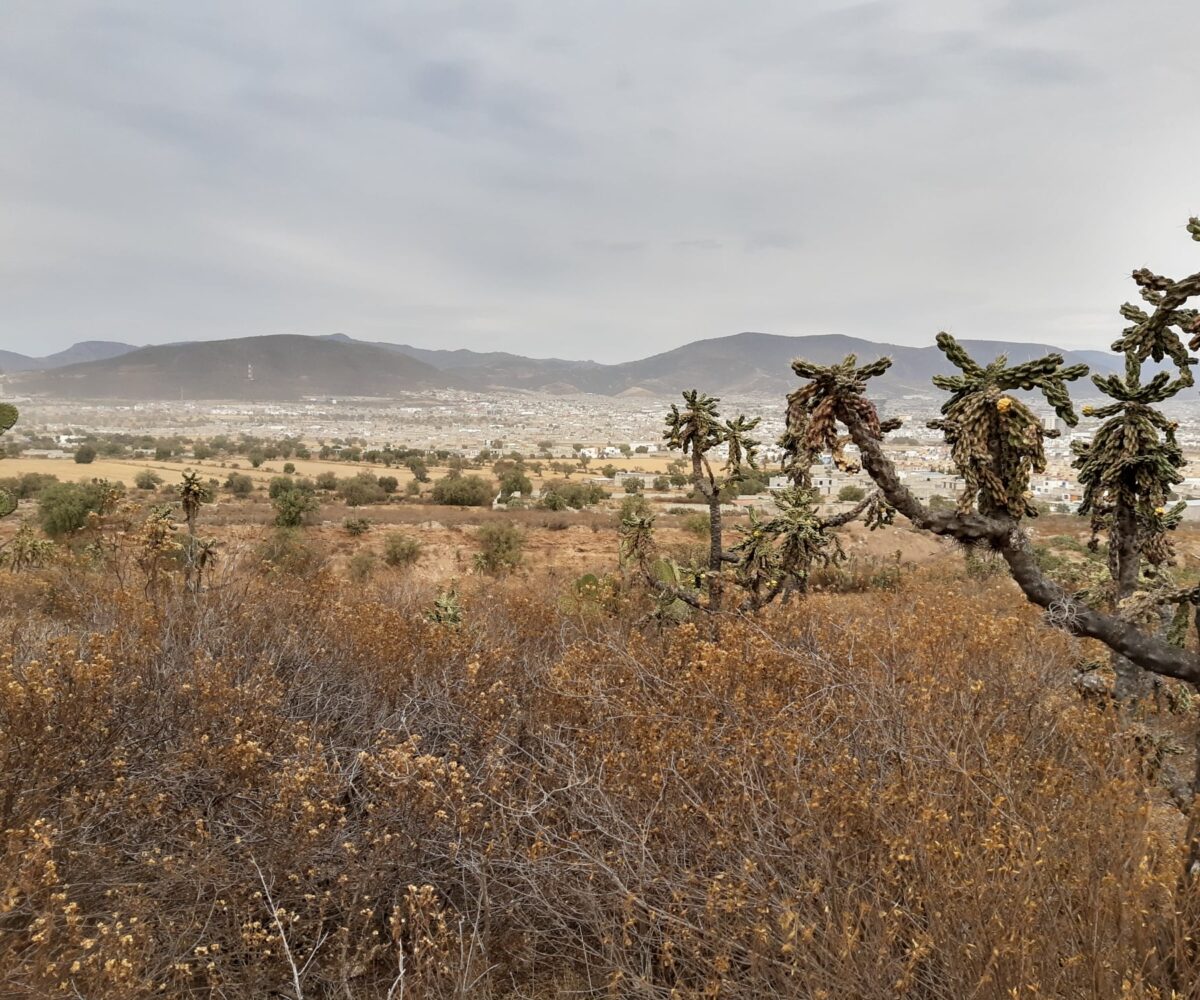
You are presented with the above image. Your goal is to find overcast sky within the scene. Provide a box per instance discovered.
[2,1,1198,362]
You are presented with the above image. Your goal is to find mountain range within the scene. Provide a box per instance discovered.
[0,331,1132,400]
[0,340,139,372]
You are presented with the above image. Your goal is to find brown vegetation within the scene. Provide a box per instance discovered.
[1,538,1199,997]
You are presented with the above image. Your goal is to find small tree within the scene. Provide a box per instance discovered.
[38,481,113,537]
[224,472,254,497]
[837,484,866,503]
[498,470,532,502]
[135,469,163,491]
[73,444,96,465]
[272,488,319,528]
[382,532,422,568]
[431,474,493,507]
[475,523,523,574]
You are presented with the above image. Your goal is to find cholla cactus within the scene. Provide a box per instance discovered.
[730,488,842,606]
[176,470,215,590]
[927,333,1087,517]
[782,355,894,486]
[177,470,210,535]
[782,218,1200,705]
[4,523,55,573]
[1066,224,1200,696]
[618,509,657,570]
[1073,352,1188,568]
[662,390,760,610]
[136,505,181,592]
[1112,216,1200,373]
[0,402,18,519]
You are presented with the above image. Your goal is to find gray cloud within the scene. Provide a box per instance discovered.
[1,0,1198,362]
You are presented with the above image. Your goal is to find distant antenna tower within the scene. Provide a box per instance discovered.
[247,364,255,382]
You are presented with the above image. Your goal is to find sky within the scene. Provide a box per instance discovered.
[2,1,1198,363]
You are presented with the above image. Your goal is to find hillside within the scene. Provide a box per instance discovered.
[7,330,1129,399]
[10,334,461,399]
[0,340,136,373]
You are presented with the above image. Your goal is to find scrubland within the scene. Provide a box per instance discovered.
[2,526,1200,999]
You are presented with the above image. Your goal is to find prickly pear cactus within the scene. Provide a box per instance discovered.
[0,402,18,518]
[927,333,1087,517]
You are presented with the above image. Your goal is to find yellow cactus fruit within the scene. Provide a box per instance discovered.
[995,396,1013,413]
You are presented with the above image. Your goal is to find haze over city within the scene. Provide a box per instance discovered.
[4,0,1199,360]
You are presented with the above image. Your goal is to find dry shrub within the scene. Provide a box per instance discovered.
[0,554,1197,998]
[381,532,422,568]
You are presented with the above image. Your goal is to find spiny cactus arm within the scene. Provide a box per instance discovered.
[819,488,880,529]
[1114,218,1200,368]
[839,401,1200,684]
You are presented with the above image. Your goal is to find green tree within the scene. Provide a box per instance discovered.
[224,472,255,496]
[338,474,387,507]
[475,522,523,574]
[37,481,111,537]
[499,471,533,501]
[272,488,320,528]
[431,474,493,507]
[73,444,96,465]
[135,469,163,491]
[837,484,866,503]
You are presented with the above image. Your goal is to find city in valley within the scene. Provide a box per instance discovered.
[10,386,1200,515]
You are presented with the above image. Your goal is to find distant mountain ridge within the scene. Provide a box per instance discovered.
[3,331,1133,400]
[0,340,137,372]
[9,335,462,399]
